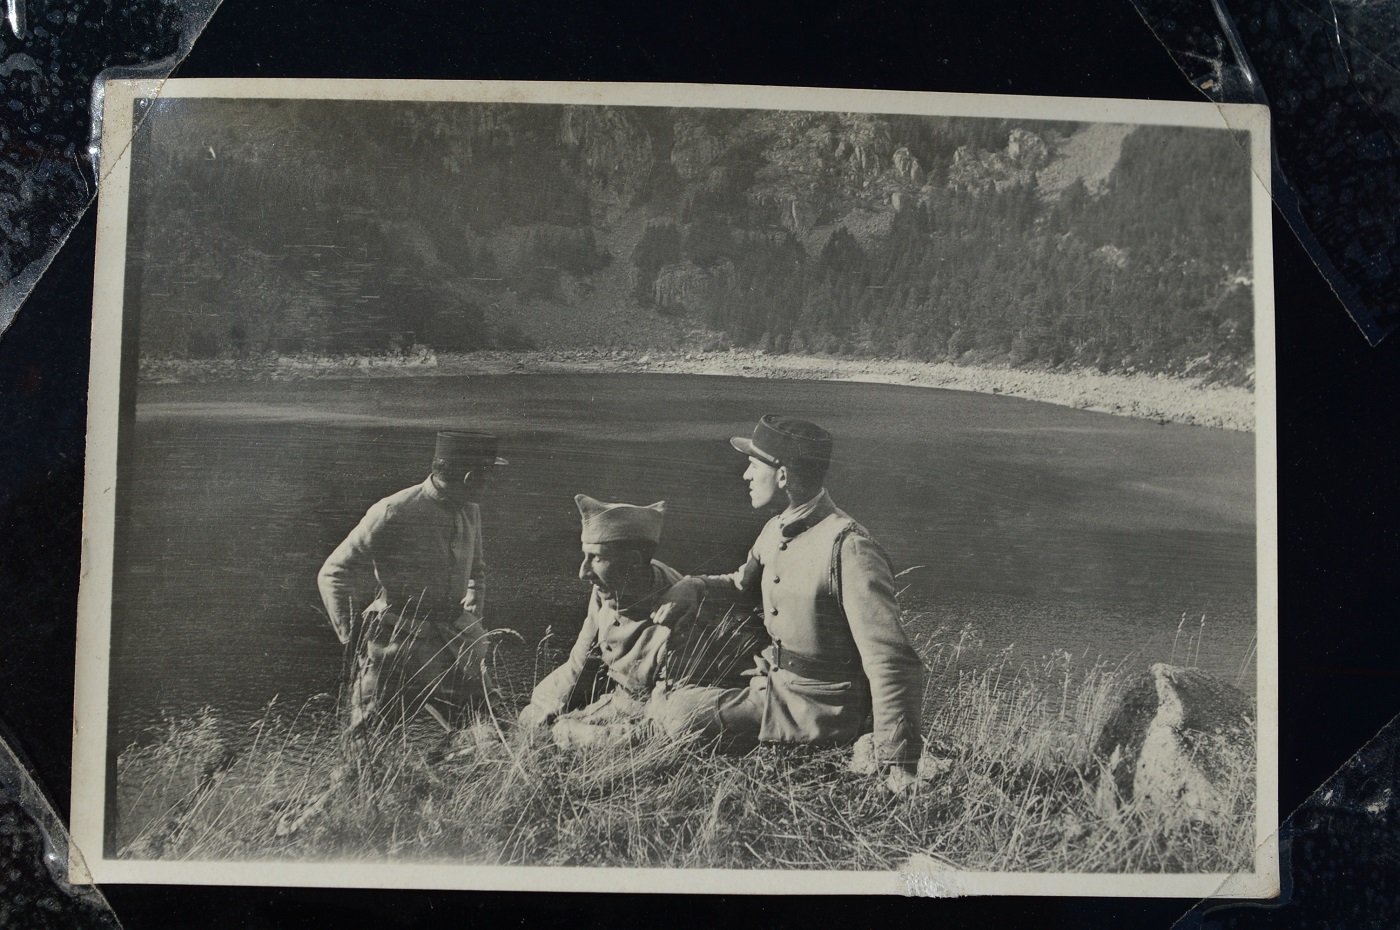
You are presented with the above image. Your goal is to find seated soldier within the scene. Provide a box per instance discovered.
[518,494,763,746]
[645,416,926,794]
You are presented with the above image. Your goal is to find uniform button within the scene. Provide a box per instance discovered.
[773,577,780,584]
[779,542,788,551]
[770,607,779,615]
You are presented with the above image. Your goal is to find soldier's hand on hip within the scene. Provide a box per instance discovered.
[740,654,772,678]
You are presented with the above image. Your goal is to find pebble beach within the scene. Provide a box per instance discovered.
[139,348,1256,432]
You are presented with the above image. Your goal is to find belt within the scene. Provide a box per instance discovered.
[767,641,862,682]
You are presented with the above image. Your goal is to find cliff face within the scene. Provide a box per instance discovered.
[559,106,664,214]
[130,101,1253,380]
[552,107,1128,231]
[575,109,1125,235]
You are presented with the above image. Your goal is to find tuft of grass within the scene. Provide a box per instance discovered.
[113,616,1256,873]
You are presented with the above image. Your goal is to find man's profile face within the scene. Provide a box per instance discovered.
[437,465,493,504]
[459,466,494,503]
[743,456,782,509]
[579,543,637,596]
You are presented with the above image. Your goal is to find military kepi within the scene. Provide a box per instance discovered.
[434,430,508,469]
[730,415,832,470]
[576,494,665,546]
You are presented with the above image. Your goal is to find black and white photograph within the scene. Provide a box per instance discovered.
[71,80,1275,896]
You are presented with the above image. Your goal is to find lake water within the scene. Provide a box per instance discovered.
[109,373,1256,747]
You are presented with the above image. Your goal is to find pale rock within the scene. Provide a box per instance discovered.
[1005,128,1050,171]
[891,145,924,184]
[652,260,733,311]
[1094,663,1254,821]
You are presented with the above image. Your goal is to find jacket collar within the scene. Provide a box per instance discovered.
[420,475,449,504]
[421,475,473,509]
[778,489,835,538]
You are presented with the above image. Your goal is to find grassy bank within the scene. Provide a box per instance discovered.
[113,621,1255,874]
[137,347,1255,432]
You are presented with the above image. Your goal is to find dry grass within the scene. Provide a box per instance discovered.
[113,618,1256,873]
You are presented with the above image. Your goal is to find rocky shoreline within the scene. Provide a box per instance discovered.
[139,349,1255,432]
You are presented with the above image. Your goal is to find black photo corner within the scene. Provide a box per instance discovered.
[2,0,1398,926]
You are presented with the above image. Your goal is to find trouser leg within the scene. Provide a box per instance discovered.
[420,614,493,729]
[645,679,765,753]
[549,690,650,750]
[352,613,491,734]
[563,689,647,725]
[348,627,398,735]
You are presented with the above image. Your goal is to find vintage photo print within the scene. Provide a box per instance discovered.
[72,80,1276,896]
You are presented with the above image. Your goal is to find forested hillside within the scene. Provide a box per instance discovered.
[126,100,1255,382]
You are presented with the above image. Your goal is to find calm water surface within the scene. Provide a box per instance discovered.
[110,373,1256,747]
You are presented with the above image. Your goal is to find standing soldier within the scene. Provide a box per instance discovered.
[649,415,926,793]
[317,430,507,736]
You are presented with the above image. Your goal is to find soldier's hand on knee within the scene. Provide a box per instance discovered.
[516,704,554,731]
[654,577,705,628]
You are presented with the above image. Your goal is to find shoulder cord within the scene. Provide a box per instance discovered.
[829,521,897,614]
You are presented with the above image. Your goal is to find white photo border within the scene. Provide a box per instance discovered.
[71,78,1277,898]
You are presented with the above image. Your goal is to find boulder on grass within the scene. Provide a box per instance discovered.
[1093,663,1255,820]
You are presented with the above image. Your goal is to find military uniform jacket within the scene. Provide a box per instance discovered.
[697,491,924,766]
[318,477,486,642]
[527,560,684,719]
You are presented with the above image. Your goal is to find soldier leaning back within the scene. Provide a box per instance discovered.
[647,415,926,794]
[317,430,507,734]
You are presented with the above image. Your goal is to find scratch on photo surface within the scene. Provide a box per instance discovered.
[898,858,970,898]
